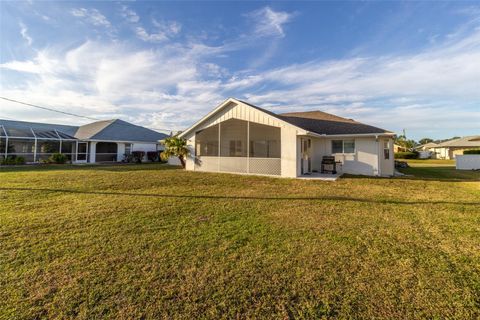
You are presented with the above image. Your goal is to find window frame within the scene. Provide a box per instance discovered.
[383,140,390,160]
[331,139,356,154]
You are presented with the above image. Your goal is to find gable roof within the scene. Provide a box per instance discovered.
[180,98,392,138]
[78,119,167,142]
[435,136,480,148]
[0,119,167,142]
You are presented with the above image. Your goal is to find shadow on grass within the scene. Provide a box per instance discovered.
[1,187,478,206]
[0,163,179,173]
[344,167,480,182]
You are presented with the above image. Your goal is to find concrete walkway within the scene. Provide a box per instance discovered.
[298,172,342,181]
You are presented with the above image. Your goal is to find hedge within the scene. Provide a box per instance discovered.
[463,149,480,155]
[394,151,418,159]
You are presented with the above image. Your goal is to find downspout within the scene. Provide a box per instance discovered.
[375,134,381,176]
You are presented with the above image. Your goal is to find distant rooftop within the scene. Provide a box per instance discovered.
[0,119,167,142]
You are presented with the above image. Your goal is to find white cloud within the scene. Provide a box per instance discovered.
[71,8,111,28]
[120,5,139,23]
[19,22,32,45]
[135,20,181,43]
[247,7,294,37]
[135,26,168,42]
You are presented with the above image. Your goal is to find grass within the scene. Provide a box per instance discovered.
[403,159,456,167]
[400,159,480,181]
[1,163,479,319]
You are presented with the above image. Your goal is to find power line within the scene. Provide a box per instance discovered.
[0,96,173,134]
[0,96,100,121]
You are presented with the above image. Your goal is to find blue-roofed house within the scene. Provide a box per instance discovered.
[0,118,168,163]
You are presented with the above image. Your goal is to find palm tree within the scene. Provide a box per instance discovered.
[161,137,189,168]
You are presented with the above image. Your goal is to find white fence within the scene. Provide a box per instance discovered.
[456,155,480,170]
[195,156,281,176]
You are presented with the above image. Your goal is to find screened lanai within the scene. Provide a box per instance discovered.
[0,124,78,163]
[194,118,281,175]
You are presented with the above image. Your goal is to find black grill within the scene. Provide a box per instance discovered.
[321,156,337,174]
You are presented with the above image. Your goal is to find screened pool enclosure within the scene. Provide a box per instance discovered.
[0,124,78,162]
[194,118,282,175]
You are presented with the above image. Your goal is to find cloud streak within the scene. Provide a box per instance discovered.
[19,22,32,45]
[71,8,111,28]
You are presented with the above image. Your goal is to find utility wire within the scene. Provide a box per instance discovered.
[0,96,173,134]
[1,96,100,121]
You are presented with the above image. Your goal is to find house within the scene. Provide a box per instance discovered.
[416,142,439,151]
[428,136,480,159]
[178,98,395,178]
[0,119,167,163]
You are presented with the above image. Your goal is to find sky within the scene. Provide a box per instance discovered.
[0,1,479,140]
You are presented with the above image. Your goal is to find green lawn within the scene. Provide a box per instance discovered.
[1,163,479,319]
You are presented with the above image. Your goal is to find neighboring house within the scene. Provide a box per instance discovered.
[178,98,395,178]
[429,136,480,159]
[416,142,439,151]
[0,119,167,163]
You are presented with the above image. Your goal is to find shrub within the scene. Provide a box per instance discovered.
[14,156,25,165]
[131,151,145,163]
[159,152,168,163]
[394,151,419,159]
[123,154,134,163]
[48,153,68,164]
[463,149,480,155]
[1,156,16,165]
[147,151,160,162]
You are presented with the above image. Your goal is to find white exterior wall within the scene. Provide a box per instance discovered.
[117,143,126,162]
[281,126,298,178]
[319,137,381,176]
[89,142,96,163]
[132,143,158,161]
[456,155,480,170]
[168,157,182,166]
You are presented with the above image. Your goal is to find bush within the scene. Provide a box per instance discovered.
[48,153,68,164]
[15,156,25,165]
[394,151,419,159]
[159,151,168,163]
[122,154,134,163]
[147,151,160,162]
[463,149,480,155]
[1,156,15,165]
[0,156,25,165]
[131,151,145,163]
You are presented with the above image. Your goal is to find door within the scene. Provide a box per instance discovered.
[300,138,311,174]
[76,142,88,163]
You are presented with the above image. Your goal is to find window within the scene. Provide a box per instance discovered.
[125,143,132,155]
[332,140,343,153]
[383,140,390,159]
[332,140,355,154]
[344,140,355,153]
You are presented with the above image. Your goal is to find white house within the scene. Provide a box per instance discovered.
[0,119,167,163]
[427,136,480,160]
[178,98,395,178]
